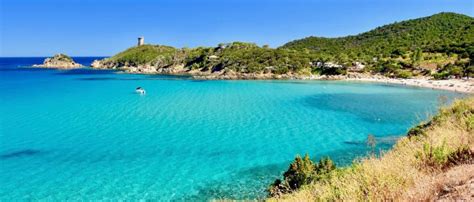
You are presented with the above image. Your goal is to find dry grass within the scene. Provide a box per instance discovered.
[270,97,474,201]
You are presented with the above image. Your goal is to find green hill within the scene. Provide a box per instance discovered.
[281,12,474,78]
[282,12,473,61]
[94,12,473,79]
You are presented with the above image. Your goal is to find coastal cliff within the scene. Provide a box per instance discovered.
[33,54,82,69]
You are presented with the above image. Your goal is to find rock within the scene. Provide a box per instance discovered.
[348,62,365,72]
[33,54,83,69]
[91,60,103,68]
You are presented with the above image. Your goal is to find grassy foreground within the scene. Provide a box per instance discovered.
[270,97,473,201]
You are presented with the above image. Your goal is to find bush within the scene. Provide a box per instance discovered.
[317,66,347,75]
[416,141,474,170]
[274,66,290,74]
[433,71,449,79]
[54,54,73,62]
[394,69,413,78]
[407,123,429,138]
[268,154,336,197]
[416,141,449,169]
[315,157,336,175]
[446,146,474,167]
[465,65,474,78]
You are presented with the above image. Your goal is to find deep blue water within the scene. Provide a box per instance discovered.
[0,57,465,200]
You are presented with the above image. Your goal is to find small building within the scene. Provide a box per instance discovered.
[138,37,144,46]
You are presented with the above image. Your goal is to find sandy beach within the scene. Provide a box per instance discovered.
[193,72,474,94]
[117,68,474,94]
[345,76,474,94]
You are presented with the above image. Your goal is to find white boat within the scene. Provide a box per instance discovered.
[135,87,146,94]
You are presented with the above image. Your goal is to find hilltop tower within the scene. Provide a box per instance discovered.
[138,37,144,46]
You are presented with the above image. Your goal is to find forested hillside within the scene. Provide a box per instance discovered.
[282,12,474,78]
[93,13,474,79]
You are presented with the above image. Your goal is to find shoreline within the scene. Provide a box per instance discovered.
[118,69,474,94]
[344,77,474,94]
[36,65,474,94]
[191,72,474,94]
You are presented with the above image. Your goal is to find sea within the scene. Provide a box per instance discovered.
[0,57,465,200]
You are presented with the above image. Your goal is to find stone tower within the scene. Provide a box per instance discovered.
[138,37,144,46]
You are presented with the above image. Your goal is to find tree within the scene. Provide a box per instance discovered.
[283,154,315,190]
[465,65,474,78]
[268,154,337,197]
[412,48,423,66]
[315,157,336,175]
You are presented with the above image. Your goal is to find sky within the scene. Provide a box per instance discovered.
[0,0,473,57]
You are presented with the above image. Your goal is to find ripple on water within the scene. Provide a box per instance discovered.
[0,62,465,200]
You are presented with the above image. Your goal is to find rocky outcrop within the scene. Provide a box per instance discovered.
[90,59,123,70]
[33,54,82,69]
[91,58,349,80]
[91,59,189,74]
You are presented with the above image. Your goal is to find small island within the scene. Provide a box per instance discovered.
[33,54,83,69]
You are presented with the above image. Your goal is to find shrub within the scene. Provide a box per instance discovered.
[432,71,449,79]
[268,154,336,197]
[394,69,413,78]
[315,157,336,175]
[446,146,474,167]
[416,141,449,169]
[416,142,474,171]
[407,122,430,138]
[283,154,315,190]
[54,54,73,62]
[274,66,290,74]
[317,66,347,75]
[465,65,474,78]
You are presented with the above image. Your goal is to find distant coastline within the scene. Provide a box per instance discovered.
[89,12,473,94]
[90,66,474,94]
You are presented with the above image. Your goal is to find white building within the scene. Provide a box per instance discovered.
[138,37,144,46]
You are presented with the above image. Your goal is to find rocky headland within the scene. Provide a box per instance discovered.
[33,54,83,69]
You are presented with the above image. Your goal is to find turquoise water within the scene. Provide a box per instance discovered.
[0,58,465,200]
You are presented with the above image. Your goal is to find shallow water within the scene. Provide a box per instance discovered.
[0,57,465,200]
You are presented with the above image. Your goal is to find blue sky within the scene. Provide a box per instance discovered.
[1,0,473,56]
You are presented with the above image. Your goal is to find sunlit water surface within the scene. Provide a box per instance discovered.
[0,57,465,200]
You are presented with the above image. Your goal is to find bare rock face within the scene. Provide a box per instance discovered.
[33,54,82,69]
[90,60,103,68]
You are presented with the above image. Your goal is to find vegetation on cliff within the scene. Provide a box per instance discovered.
[94,12,473,79]
[53,54,74,62]
[183,42,318,75]
[268,97,474,200]
[94,42,328,76]
[282,12,474,78]
[98,45,179,67]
